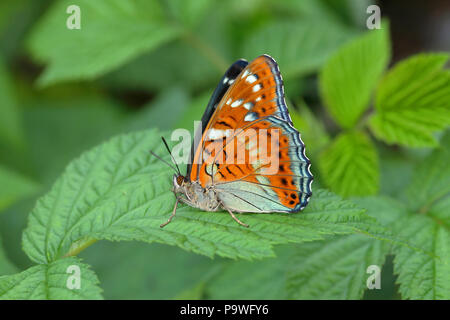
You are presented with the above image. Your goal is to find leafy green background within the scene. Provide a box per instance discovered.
[0,0,449,300]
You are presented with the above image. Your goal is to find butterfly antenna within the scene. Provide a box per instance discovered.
[149,150,180,174]
[161,136,182,176]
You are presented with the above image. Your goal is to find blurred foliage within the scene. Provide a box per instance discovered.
[369,53,450,147]
[0,0,449,300]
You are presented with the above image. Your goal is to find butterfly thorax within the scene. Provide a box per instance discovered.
[172,174,220,212]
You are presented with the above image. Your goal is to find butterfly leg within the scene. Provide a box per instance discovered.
[223,205,249,228]
[160,198,179,228]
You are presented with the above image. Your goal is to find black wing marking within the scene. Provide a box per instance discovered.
[187,59,248,177]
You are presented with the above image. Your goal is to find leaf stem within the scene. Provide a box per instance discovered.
[63,238,98,258]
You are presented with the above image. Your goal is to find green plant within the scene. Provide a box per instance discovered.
[0,0,448,300]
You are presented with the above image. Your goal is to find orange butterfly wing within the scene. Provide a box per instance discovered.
[189,55,312,212]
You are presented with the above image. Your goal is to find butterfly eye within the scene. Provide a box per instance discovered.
[176,175,185,186]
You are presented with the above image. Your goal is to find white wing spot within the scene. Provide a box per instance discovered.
[245,74,258,84]
[231,99,243,108]
[244,112,258,122]
[226,98,232,105]
[243,102,253,110]
[223,76,229,84]
[252,84,262,92]
[206,128,232,140]
[256,96,262,102]
[241,70,249,79]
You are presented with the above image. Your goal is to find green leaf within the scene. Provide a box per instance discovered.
[0,55,24,148]
[286,196,405,299]
[320,24,390,128]
[27,0,181,87]
[286,234,388,299]
[207,234,390,300]
[205,235,389,300]
[391,214,449,300]
[0,164,39,212]
[319,131,379,197]
[203,196,406,300]
[22,129,385,264]
[243,20,356,80]
[351,196,407,227]
[102,4,231,92]
[404,130,450,212]
[369,54,450,147]
[392,134,450,299]
[0,257,102,299]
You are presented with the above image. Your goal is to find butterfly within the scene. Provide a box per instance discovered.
[155,54,313,228]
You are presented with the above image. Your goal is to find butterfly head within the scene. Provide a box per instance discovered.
[172,174,220,211]
[173,174,195,201]
[173,174,187,192]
